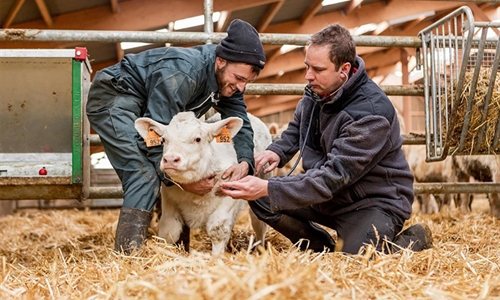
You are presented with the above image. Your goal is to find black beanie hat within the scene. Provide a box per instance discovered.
[216,19,266,69]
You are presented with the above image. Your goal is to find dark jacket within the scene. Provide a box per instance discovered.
[89,44,255,170]
[267,56,414,220]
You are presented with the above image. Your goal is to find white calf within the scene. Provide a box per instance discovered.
[135,112,271,255]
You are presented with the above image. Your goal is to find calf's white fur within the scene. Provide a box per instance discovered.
[135,112,271,254]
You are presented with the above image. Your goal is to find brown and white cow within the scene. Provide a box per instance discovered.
[403,145,456,214]
[453,155,500,218]
[135,112,271,255]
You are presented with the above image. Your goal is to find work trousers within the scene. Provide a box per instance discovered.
[249,196,405,254]
[86,71,162,211]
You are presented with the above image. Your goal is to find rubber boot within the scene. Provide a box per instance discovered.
[393,223,433,252]
[270,214,336,252]
[114,207,152,255]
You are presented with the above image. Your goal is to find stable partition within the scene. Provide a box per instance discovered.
[0,48,92,201]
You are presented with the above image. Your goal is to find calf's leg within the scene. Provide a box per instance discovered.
[206,217,235,255]
[158,192,184,246]
[249,208,267,247]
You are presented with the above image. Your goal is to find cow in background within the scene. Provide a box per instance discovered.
[403,145,456,214]
[135,112,271,255]
[452,155,500,219]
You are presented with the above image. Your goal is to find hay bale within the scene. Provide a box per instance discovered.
[446,68,500,155]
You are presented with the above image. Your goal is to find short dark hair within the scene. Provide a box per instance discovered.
[308,23,356,71]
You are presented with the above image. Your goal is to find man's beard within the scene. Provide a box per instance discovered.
[215,64,236,97]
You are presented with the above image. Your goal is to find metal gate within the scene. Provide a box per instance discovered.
[419,6,500,161]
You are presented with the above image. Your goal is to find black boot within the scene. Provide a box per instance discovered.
[114,207,152,255]
[393,223,433,252]
[270,214,336,252]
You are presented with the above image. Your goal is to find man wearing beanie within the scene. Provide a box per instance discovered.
[86,19,266,255]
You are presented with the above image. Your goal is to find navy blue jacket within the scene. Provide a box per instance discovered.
[93,44,255,170]
[267,57,414,220]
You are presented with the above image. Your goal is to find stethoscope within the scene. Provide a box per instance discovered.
[286,71,349,176]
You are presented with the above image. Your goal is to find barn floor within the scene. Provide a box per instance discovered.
[0,197,498,299]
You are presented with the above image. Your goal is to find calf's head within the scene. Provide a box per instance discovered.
[135,112,243,183]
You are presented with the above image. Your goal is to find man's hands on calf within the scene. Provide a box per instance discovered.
[181,161,250,196]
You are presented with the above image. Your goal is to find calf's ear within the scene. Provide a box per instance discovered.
[207,117,243,138]
[135,117,165,139]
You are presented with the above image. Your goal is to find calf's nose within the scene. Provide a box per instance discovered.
[163,154,181,167]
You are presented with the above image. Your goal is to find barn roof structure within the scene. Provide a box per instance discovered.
[1,0,499,120]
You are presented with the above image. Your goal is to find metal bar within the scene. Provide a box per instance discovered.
[402,134,426,145]
[81,183,500,200]
[0,29,422,47]
[413,183,500,195]
[88,187,123,199]
[72,58,83,184]
[90,133,427,147]
[449,9,475,154]
[436,24,445,157]
[82,58,92,200]
[244,84,424,95]
[458,27,487,153]
[203,0,214,44]
[473,28,497,153]
[492,36,500,149]
[0,185,83,200]
[420,27,432,160]
[419,6,474,34]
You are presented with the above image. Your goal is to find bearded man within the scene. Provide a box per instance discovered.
[86,19,266,254]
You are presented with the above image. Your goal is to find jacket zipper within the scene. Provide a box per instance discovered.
[190,92,217,111]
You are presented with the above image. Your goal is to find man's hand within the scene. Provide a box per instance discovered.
[181,174,217,196]
[255,150,280,174]
[219,176,268,200]
[221,161,249,181]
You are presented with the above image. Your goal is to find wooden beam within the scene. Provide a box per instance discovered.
[110,0,120,13]
[258,49,306,79]
[343,0,364,15]
[247,95,300,111]
[257,0,285,32]
[216,11,231,32]
[2,0,278,31]
[260,45,394,80]
[469,3,500,35]
[265,45,282,60]
[266,1,468,34]
[0,0,278,49]
[367,63,399,78]
[2,0,26,28]
[299,0,323,25]
[250,100,300,117]
[372,21,390,36]
[33,0,53,28]
[116,43,124,61]
[401,48,411,134]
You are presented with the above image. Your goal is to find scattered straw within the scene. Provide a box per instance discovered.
[0,202,499,299]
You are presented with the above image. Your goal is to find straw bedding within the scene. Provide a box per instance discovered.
[446,68,500,155]
[0,199,498,299]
